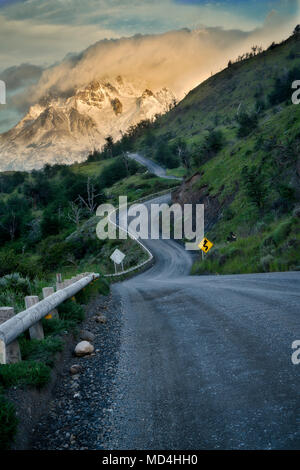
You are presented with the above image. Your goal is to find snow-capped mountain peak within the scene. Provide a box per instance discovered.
[0,76,176,171]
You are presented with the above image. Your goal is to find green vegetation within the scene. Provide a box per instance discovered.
[0,279,107,449]
[0,144,177,282]
[109,28,300,275]
[192,215,300,275]
[1,26,300,449]
[166,167,186,178]
[107,172,179,204]
[0,110,170,451]
[0,361,51,389]
[0,395,18,450]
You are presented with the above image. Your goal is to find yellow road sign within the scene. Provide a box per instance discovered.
[198,237,213,253]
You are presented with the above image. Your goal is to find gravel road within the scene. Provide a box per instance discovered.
[32,155,300,450]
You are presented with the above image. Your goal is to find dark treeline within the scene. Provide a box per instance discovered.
[0,149,141,278]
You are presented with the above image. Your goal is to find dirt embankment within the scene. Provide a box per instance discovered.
[172,172,237,231]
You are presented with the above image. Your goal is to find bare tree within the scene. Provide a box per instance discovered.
[68,202,82,229]
[0,213,18,240]
[78,177,101,215]
[177,140,190,169]
[122,152,129,175]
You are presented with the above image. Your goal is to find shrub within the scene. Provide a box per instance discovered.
[223,207,234,221]
[0,361,51,389]
[58,300,85,323]
[155,141,180,168]
[260,254,274,272]
[17,258,43,279]
[277,185,296,211]
[40,210,64,238]
[237,112,258,137]
[272,220,292,246]
[40,242,70,271]
[0,289,25,313]
[204,129,224,154]
[20,336,64,367]
[0,396,18,450]
[241,165,265,208]
[0,273,31,296]
[100,157,138,188]
[0,250,19,277]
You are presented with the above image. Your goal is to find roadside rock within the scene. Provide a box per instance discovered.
[95,315,107,324]
[70,365,83,375]
[74,341,94,357]
[31,293,120,451]
[80,330,95,342]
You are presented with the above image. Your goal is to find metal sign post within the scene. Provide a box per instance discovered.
[110,249,126,274]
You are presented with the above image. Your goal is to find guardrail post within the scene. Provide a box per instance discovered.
[42,287,59,319]
[56,273,63,291]
[0,307,21,364]
[0,274,99,351]
[0,338,6,364]
[25,296,44,340]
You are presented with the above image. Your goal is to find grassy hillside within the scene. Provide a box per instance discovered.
[0,151,177,295]
[135,31,300,149]
[126,30,300,274]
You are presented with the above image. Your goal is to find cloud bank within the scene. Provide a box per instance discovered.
[22,11,298,108]
[0,0,298,68]
[0,0,298,132]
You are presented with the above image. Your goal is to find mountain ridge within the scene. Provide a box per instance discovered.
[0,76,176,171]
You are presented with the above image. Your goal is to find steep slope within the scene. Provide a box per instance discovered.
[0,76,175,171]
[132,31,300,273]
[137,33,300,144]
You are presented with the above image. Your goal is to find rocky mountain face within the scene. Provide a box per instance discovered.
[0,76,176,171]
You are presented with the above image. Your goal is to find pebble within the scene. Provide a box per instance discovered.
[31,294,121,450]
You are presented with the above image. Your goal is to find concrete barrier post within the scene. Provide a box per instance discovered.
[0,338,6,364]
[0,307,21,364]
[42,287,59,319]
[25,296,44,340]
[56,273,63,291]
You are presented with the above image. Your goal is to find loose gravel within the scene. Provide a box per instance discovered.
[31,291,123,450]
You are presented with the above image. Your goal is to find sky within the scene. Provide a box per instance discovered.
[0,0,298,68]
[0,0,299,132]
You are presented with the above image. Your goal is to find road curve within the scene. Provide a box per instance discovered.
[127,152,182,180]
[104,155,300,450]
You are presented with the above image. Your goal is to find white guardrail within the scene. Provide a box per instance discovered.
[104,187,179,278]
[0,272,99,365]
[0,187,179,363]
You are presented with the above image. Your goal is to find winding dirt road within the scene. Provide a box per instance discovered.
[104,155,300,450]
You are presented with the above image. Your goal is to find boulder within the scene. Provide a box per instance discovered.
[70,364,83,375]
[74,341,94,357]
[79,330,95,342]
